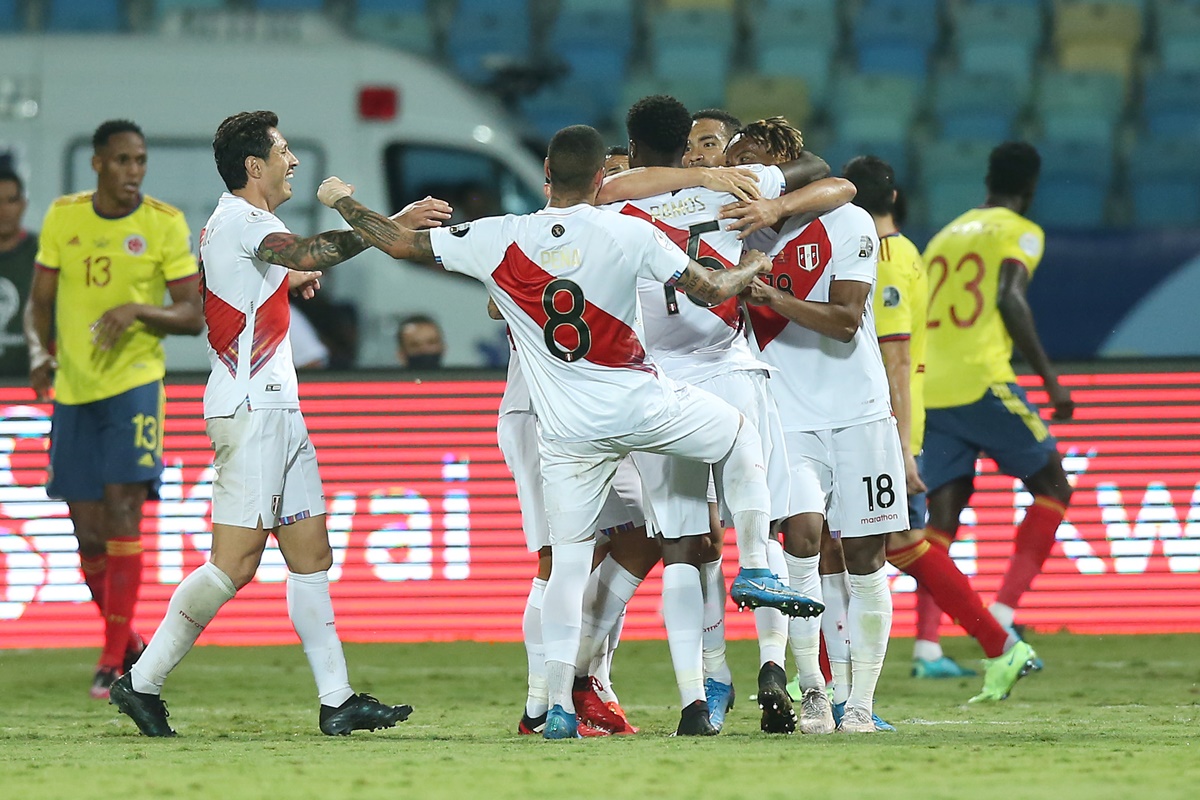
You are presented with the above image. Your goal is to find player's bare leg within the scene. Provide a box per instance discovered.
[661,534,717,736]
[839,534,893,733]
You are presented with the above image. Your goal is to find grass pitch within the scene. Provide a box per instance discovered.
[1,633,1197,800]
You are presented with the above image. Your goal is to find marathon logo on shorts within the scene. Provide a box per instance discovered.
[266,384,281,392]
[796,243,820,271]
[860,512,900,526]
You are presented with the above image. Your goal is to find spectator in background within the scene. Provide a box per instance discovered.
[290,303,330,370]
[0,167,35,377]
[397,313,445,369]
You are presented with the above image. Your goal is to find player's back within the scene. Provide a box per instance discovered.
[430,204,689,443]
[923,206,1045,409]
[609,164,786,381]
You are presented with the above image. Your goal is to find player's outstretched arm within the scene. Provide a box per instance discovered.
[777,151,832,193]
[674,249,773,306]
[595,166,762,204]
[23,267,58,401]
[720,177,857,239]
[317,177,436,266]
[741,278,871,344]
[256,229,369,272]
[997,260,1074,420]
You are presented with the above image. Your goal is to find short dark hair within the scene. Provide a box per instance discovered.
[213,110,280,192]
[692,108,742,138]
[843,155,896,217]
[987,141,1040,196]
[626,95,692,163]
[606,145,629,157]
[92,120,144,152]
[0,166,23,196]
[546,125,606,194]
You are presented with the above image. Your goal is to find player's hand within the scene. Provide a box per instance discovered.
[1047,380,1075,421]
[740,277,774,306]
[699,167,762,203]
[720,197,784,239]
[29,356,56,402]
[739,249,773,276]
[289,269,323,300]
[486,297,504,320]
[391,196,453,229]
[91,304,141,351]
[317,177,354,207]
[905,453,927,496]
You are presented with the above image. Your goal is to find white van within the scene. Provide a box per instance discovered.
[0,33,544,368]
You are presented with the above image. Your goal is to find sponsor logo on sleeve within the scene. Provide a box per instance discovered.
[448,222,472,238]
[1018,231,1042,259]
[882,285,901,307]
[858,235,875,259]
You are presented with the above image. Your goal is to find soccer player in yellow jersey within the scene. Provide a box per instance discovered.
[921,143,1074,694]
[847,156,1036,703]
[24,120,203,699]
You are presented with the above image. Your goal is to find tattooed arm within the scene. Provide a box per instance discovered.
[255,229,369,271]
[673,249,773,306]
[316,177,437,266]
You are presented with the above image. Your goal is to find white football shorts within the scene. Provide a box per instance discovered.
[783,415,909,539]
[633,369,789,539]
[206,403,325,529]
[540,381,746,545]
[497,410,645,552]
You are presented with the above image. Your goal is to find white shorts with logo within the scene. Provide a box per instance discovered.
[633,369,788,539]
[784,415,909,539]
[206,403,325,529]
[497,411,646,552]
[540,381,754,546]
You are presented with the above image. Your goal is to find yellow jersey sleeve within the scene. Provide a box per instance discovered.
[998,218,1045,278]
[874,234,915,342]
[34,200,66,270]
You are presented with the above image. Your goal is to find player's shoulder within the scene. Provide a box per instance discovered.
[140,195,185,219]
[50,191,93,209]
[884,232,922,263]
[823,202,876,239]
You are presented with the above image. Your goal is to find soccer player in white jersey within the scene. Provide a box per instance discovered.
[109,111,413,737]
[319,124,819,739]
[591,95,855,733]
[730,122,908,735]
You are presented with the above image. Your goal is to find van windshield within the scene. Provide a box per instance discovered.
[384,144,541,224]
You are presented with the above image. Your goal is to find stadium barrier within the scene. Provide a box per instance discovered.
[1,370,1198,649]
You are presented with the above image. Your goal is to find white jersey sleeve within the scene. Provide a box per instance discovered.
[756,164,787,202]
[239,206,289,255]
[430,218,511,281]
[625,218,691,284]
[831,218,879,285]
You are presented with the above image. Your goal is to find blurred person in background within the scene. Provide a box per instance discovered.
[0,167,35,377]
[397,313,445,369]
[24,121,204,699]
[290,302,330,369]
[604,146,630,176]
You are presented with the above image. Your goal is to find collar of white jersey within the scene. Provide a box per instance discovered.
[536,203,592,216]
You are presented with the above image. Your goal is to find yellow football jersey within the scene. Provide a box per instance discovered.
[35,192,198,405]
[873,232,928,452]
[922,206,1045,409]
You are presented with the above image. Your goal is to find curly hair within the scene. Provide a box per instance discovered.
[737,116,805,163]
[626,95,692,162]
[987,141,1040,197]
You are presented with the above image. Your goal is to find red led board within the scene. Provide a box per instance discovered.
[0,372,1197,650]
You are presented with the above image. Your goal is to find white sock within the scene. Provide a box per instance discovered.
[523,577,548,718]
[714,423,771,570]
[847,566,893,716]
[913,639,944,662]
[130,561,235,695]
[755,538,789,667]
[661,563,706,708]
[287,570,354,708]
[700,558,733,684]
[590,638,615,703]
[783,552,823,691]
[605,608,625,701]
[575,555,641,676]
[821,571,852,706]
[989,601,1015,630]
[543,540,594,711]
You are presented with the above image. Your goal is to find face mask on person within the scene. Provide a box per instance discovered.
[406,353,443,370]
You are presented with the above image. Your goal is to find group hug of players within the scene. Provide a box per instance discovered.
[492,96,1072,739]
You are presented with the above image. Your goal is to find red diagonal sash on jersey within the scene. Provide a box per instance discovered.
[491,242,652,371]
[618,204,742,330]
[202,284,246,378]
[748,219,833,349]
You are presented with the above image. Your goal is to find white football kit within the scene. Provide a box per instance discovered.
[748,203,908,538]
[605,164,791,537]
[199,193,323,529]
[430,204,758,545]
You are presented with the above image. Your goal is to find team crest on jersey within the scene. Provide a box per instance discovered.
[858,235,874,258]
[124,234,147,256]
[796,242,821,271]
[551,224,565,238]
[448,222,472,238]
[882,286,901,307]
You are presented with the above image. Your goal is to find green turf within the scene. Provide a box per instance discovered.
[1,634,1197,800]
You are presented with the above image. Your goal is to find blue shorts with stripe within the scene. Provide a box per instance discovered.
[922,382,1058,494]
[47,380,164,501]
